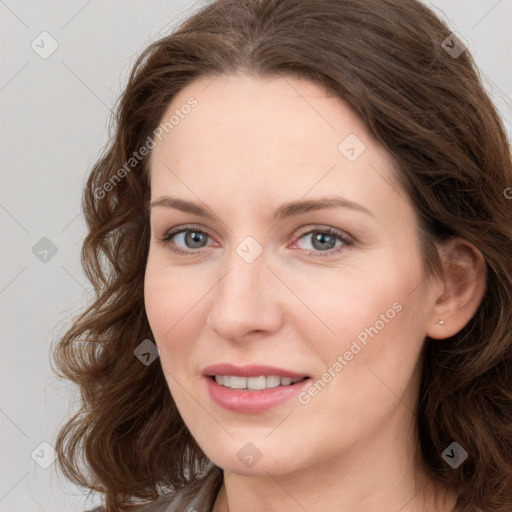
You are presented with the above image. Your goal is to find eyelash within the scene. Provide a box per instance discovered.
[158,223,354,258]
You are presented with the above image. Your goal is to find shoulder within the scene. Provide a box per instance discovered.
[86,506,148,512]
[85,463,223,512]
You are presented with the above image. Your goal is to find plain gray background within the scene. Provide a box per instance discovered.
[1,1,511,510]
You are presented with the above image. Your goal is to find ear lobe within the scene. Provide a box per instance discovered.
[426,237,487,340]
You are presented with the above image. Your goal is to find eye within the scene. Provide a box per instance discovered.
[159,224,213,255]
[158,224,353,257]
[291,226,353,257]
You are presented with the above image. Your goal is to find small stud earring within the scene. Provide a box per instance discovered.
[438,319,445,325]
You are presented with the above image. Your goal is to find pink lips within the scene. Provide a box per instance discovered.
[202,363,310,413]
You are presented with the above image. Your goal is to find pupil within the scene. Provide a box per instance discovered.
[313,233,335,250]
[186,231,205,249]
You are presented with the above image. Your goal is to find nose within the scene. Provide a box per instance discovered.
[206,245,284,342]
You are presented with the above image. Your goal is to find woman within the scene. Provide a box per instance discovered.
[52,0,512,511]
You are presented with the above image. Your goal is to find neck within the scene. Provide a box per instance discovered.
[212,405,458,512]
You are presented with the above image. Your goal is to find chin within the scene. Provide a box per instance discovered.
[205,443,310,477]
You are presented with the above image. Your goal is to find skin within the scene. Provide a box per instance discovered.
[144,73,486,512]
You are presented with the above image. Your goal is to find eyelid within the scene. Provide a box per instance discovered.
[293,224,354,244]
[160,223,214,244]
[159,223,216,254]
[158,223,354,257]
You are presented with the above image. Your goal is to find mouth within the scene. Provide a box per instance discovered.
[204,372,312,413]
[202,364,311,412]
[209,375,310,391]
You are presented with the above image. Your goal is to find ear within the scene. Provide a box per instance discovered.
[426,237,487,340]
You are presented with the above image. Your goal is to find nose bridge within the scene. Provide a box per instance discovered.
[217,231,268,293]
[216,238,269,308]
[206,237,283,339]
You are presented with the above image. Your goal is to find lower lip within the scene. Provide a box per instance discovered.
[204,376,311,413]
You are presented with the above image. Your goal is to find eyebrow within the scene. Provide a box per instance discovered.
[148,195,374,220]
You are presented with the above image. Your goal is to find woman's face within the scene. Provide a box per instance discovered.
[144,73,440,476]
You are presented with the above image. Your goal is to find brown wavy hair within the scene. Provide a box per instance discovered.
[51,0,512,510]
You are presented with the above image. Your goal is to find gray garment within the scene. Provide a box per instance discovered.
[86,465,482,512]
[138,463,223,512]
[86,462,223,512]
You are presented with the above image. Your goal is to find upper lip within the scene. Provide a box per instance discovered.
[202,363,309,379]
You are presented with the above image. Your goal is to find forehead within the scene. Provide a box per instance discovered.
[152,73,375,164]
[148,73,406,220]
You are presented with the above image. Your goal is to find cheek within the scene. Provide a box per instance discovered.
[290,264,409,353]
[298,258,426,400]
[143,261,212,373]
[309,276,427,418]
[144,256,198,333]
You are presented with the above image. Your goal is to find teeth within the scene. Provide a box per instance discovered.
[230,376,246,389]
[213,375,305,390]
[265,376,281,388]
[247,376,266,390]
